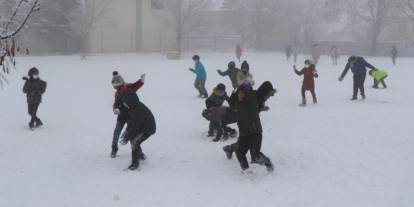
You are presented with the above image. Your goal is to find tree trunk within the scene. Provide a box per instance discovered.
[370,27,381,56]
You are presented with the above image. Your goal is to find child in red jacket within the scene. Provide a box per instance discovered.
[111,71,145,158]
[294,60,318,106]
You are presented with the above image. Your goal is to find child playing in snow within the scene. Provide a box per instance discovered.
[23,67,47,130]
[369,69,388,89]
[202,106,237,142]
[223,82,273,172]
[237,61,255,87]
[118,89,156,171]
[204,83,237,141]
[217,61,240,90]
[111,71,145,158]
[294,60,318,106]
[189,55,208,98]
[222,81,276,172]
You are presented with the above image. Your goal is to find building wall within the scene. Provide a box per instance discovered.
[88,0,176,54]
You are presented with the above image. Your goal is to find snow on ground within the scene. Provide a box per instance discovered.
[0,52,413,207]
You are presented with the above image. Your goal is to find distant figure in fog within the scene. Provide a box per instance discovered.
[235,44,243,62]
[285,44,293,61]
[390,45,398,66]
[329,45,339,65]
[311,43,321,65]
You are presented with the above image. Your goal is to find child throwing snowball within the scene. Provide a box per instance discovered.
[294,60,318,106]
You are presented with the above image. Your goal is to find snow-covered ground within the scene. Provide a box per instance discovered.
[0,52,412,207]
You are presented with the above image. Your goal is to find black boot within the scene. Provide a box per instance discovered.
[299,98,307,106]
[110,147,118,158]
[35,118,43,128]
[223,145,233,160]
[350,95,357,101]
[128,162,139,170]
[29,121,35,130]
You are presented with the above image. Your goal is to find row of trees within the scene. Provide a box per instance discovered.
[219,0,414,55]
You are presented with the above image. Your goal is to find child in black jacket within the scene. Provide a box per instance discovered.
[23,67,47,130]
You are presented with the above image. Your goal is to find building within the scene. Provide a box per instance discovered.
[88,0,177,54]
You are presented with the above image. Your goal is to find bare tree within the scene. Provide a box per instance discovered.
[406,0,414,20]
[334,0,403,55]
[0,0,39,88]
[222,0,281,50]
[161,0,213,53]
[70,0,110,59]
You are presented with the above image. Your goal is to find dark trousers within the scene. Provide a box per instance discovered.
[353,73,366,98]
[194,78,208,96]
[301,88,317,103]
[373,77,387,88]
[28,103,40,124]
[392,57,396,65]
[112,119,127,150]
[130,133,151,164]
[235,133,269,170]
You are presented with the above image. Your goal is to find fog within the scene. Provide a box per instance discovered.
[1,0,414,56]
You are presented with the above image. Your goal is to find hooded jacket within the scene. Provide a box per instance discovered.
[341,56,376,78]
[255,81,276,111]
[121,90,156,141]
[218,63,240,89]
[229,86,262,137]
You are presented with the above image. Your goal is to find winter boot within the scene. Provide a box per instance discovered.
[361,94,366,100]
[35,118,43,128]
[350,96,357,101]
[139,152,147,161]
[110,147,118,158]
[29,121,35,130]
[299,98,307,107]
[128,162,139,171]
[223,145,234,160]
[313,97,318,104]
[265,160,274,173]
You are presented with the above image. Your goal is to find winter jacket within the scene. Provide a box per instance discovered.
[113,79,144,121]
[295,66,318,91]
[255,81,276,111]
[229,88,262,137]
[205,92,229,109]
[23,78,47,104]
[191,62,207,80]
[370,70,388,81]
[218,67,240,89]
[237,71,255,87]
[202,106,237,126]
[341,56,376,78]
[121,90,156,141]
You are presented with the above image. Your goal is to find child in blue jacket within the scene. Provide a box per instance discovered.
[189,55,208,98]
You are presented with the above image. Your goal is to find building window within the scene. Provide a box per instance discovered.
[151,0,164,10]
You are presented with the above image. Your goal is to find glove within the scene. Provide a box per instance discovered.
[140,74,146,83]
[119,131,129,145]
[189,68,194,72]
[113,108,121,115]
[338,77,344,82]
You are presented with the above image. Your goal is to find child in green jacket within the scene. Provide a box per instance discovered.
[369,69,388,89]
